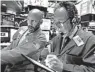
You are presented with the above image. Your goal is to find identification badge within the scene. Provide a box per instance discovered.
[19,30,24,34]
[73,35,84,46]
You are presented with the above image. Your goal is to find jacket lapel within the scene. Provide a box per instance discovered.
[16,27,28,46]
[56,36,62,54]
[51,35,61,55]
[60,29,93,56]
[60,38,76,55]
[59,28,79,55]
[11,29,24,48]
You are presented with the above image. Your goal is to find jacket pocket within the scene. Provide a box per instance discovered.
[65,54,83,65]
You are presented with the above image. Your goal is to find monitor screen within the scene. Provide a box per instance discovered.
[0,27,10,43]
[1,13,15,26]
[0,27,18,43]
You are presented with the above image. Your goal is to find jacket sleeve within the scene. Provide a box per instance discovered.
[62,35,95,72]
[2,28,20,51]
[50,35,60,52]
[1,32,47,65]
[2,42,13,51]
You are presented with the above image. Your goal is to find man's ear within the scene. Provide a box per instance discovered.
[39,19,43,24]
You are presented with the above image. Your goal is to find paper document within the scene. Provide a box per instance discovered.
[21,54,54,72]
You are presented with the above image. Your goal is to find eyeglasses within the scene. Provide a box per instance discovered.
[53,18,69,28]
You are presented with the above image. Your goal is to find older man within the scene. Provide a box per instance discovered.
[45,2,95,72]
[1,9,47,72]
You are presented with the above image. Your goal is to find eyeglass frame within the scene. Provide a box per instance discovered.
[53,18,70,28]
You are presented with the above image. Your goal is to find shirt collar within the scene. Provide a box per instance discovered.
[62,26,78,39]
[27,28,41,35]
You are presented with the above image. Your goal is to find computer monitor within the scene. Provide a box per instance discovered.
[0,27,10,43]
[0,27,18,43]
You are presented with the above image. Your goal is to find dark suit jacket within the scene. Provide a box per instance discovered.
[1,26,47,72]
[51,29,95,72]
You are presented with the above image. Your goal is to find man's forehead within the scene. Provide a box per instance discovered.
[28,9,43,20]
[28,16,41,21]
[54,7,67,17]
[54,7,68,21]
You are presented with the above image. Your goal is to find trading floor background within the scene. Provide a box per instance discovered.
[1,0,95,72]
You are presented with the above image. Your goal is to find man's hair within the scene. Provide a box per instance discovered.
[54,2,78,23]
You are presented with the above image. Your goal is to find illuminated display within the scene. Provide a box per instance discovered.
[0,32,8,37]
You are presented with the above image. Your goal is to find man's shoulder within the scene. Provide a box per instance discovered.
[78,29,95,43]
[78,29,93,38]
[12,26,28,40]
[17,26,28,34]
[85,32,95,42]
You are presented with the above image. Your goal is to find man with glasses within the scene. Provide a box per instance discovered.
[1,9,46,72]
[45,2,95,72]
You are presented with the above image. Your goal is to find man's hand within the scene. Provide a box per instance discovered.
[45,54,63,72]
